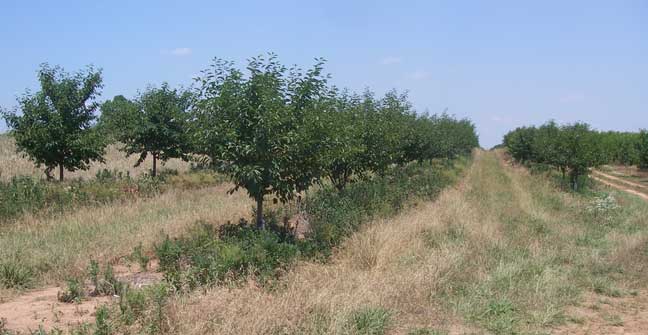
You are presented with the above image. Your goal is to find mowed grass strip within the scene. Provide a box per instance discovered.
[165,150,648,335]
[0,184,252,299]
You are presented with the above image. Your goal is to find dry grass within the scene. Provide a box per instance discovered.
[164,150,648,335]
[0,134,190,180]
[0,183,252,300]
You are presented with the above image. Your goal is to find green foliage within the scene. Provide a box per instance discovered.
[88,260,125,297]
[193,54,479,228]
[346,307,391,335]
[504,121,605,191]
[99,83,193,177]
[0,170,219,223]
[94,305,112,335]
[2,64,106,181]
[304,160,454,255]
[96,95,137,142]
[193,54,330,228]
[57,277,85,303]
[130,243,150,271]
[0,261,34,289]
[153,159,461,294]
[503,126,537,164]
[0,176,46,220]
[155,222,299,290]
[638,129,648,169]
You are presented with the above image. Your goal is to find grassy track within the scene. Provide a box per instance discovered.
[164,150,648,335]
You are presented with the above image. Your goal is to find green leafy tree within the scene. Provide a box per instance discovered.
[2,64,106,181]
[638,130,648,169]
[97,95,138,142]
[103,83,193,177]
[321,90,369,191]
[503,126,537,164]
[193,54,328,228]
[559,123,603,191]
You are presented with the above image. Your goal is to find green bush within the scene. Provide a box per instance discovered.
[346,307,391,335]
[155,222,299,290]
[0,261,34,289]
[57,278,85,303]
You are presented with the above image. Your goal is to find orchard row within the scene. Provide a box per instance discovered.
[2,55,479,227]
[503,120,648,190]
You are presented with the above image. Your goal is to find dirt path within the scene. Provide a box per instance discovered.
[591,174,648,202]
[0,262,162,332]
[593,170,648,191]
[553,291,648,335]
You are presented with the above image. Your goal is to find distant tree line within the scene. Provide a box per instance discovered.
[503,120,648,191]
[1,55,479,228]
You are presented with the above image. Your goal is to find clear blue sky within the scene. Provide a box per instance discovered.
[1,0,646,147]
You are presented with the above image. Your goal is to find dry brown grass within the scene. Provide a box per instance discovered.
[0,134,190,180]
[163,150,648,335]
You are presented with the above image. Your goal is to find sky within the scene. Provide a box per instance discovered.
[0,0,646,148]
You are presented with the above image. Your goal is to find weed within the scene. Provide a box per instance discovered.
[130,243,150,271]
[94,305,112,335]
[346,307,391,335]
[0,261,33,289]
[57,278,85,303]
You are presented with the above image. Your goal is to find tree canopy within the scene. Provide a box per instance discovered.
[2,64,106,181]
[99,83,193,177]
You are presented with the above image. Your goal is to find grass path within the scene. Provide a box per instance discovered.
[165,150,648,335]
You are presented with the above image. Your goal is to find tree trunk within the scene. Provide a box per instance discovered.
[59,164,64,182]
[152,153,157,177]
[256,195,265,229]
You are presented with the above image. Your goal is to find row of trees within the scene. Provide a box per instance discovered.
[2,55,479,228]
[503,120,648,191]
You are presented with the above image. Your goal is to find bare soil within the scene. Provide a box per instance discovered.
[591,172,648,202]
[553,291,648,335]
[0,260,162,332]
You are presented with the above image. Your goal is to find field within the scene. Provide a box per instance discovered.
[1,147,648,334]
[0,134,190,181]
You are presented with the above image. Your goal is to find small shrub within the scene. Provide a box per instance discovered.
[119,287,147,325]
[0,261,34,289]
[88,261,125,297]
[147,283,170,334]
[479,299,518,334]
[58,278,85,303]
[94,305,112,335]
[130,243,150,271]
[347,307,391,335]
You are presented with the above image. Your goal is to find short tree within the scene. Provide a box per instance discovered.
[638,130,648,170]
[97,95,139,142]
[102,83,193,177]
[2,64,106,181]
[193,55,328,229]
[321,90,368,191]
[560,123,603,191]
